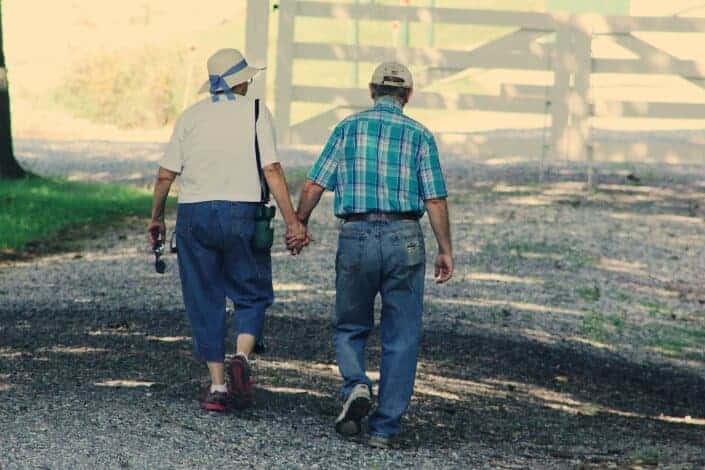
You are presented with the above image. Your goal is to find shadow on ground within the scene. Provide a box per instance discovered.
[2,305,704,465]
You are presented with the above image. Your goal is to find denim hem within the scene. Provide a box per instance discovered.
[195,346,226,363]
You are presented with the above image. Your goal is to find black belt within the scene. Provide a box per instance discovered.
[342,212,420,222]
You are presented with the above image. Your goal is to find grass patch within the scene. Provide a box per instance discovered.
[580,311,624,343]
[0,176,166,252]
[576,283,601,302]
[641,323,705,358]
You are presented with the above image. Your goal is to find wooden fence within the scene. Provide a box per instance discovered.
[251,0,705,176]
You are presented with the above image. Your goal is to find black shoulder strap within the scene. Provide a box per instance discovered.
[254,99,270,203]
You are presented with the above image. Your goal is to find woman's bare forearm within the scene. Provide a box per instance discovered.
[263,163,298,226]
[151,167,177,221]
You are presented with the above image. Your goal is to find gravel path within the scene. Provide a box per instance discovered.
[2,139,705,468]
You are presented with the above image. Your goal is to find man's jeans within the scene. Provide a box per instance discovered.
[334,219,426,439]
[176,201,273,363]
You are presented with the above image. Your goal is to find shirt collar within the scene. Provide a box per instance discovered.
[373,96,404,114]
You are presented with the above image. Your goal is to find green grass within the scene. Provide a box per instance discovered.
[641,323,705,358]
[580,311,624,342]
[0,176,165,251]
[576,283,601,302]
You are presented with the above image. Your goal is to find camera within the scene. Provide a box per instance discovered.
[153,240,166,274]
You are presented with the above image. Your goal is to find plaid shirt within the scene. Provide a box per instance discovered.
[308,96,448,217]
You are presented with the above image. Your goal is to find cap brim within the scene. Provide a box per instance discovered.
[198,66,265,94]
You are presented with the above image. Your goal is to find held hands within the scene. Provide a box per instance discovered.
[285,219,311,256]
[434,253,454,284]
[148,219,166,250]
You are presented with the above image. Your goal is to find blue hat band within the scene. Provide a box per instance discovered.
[208,59,249,95]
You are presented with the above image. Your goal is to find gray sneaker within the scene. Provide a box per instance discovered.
[335,384,371,437]
[368,434,392,449]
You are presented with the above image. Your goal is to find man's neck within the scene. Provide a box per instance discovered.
[374,96,404,109]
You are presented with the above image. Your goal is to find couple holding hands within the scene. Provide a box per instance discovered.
[149,49,453,449]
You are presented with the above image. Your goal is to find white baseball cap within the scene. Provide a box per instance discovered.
[198,48,264,94]
[370,62,413,89]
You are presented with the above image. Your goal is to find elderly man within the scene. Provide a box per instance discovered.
[149,49,307,412]
[294,63,453,448]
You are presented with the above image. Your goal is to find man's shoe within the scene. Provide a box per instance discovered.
[367,434,391,449]
[200,389,229,413]
[228,354,254,409]
[335,384,371,437]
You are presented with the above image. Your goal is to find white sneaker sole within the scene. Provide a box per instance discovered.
[335,393,371,437]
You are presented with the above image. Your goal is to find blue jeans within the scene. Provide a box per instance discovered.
[175,201,274,363]
[334,219,426,439]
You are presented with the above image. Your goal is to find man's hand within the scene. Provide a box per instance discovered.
[285,220,310,255]
[434,253,454,284]
[148,219,166,249]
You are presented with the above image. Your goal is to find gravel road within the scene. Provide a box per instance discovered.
[2,139,705,468]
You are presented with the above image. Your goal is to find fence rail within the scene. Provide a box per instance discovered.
[259,0,705,179]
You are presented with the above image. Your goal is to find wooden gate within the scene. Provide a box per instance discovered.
[258,0,705,176]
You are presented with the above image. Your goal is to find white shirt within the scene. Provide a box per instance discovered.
[159,94,278,203]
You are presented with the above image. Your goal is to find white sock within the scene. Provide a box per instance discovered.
[235,352,248,362]
[210,384,227,394]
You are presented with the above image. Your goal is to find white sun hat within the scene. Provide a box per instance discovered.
[198,48,264,94]
[370,62,414,89]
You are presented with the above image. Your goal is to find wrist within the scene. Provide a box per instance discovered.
[284,215,300,226]
[438,247,453,256]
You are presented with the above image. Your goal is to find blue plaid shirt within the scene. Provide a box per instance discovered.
[307,96,448,217]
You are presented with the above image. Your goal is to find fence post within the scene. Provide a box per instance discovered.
[550,15,593,183]
[573,16,594,187]
[274,0,296,145]
[550,20,572,176]
[246,0,271,100]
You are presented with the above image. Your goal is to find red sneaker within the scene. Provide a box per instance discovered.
[228,355,254,409]
[200,389,229,413]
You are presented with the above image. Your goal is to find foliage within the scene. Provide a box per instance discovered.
[0,176,164,250]
[52,46,189,129]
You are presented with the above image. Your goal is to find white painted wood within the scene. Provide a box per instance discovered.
[593,100,705,119]
[274,1,705,169]
[592,140,705,165]
[293,42,552,72]
[246,0,271,100]
[274,0,296,145]
[572,27,594,185]
[550,23,573,164]
[292,86,548,114]
[290,107,361,144]
[295,2,559,30]
[436,135,545,159]
[501,84,552,99]
[593,58,705,78]
[590,14,705,34]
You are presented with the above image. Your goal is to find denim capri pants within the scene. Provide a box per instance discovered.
[175,201,274,362]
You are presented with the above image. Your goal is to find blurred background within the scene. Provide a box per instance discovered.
[5,0,704,143]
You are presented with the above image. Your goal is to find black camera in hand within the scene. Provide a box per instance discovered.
[153,240,166,274]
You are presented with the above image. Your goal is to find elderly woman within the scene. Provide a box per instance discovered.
[149,49,307,412]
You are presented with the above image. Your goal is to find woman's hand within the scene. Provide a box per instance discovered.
[285,220,310,255]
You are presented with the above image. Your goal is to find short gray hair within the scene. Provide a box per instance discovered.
[370,84,411,102]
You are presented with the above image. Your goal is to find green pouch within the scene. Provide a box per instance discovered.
[252,204,276,253]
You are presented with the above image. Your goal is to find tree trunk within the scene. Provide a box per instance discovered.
[0,0,25,179]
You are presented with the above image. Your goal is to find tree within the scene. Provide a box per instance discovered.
[0,0,25,179]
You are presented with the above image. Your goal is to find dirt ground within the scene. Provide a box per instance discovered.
[2,159,705,468]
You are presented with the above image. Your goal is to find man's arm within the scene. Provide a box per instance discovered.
[263,163,308,252]
[425,197,453,283]
[148,166,178,248]
[296,180,326,225]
